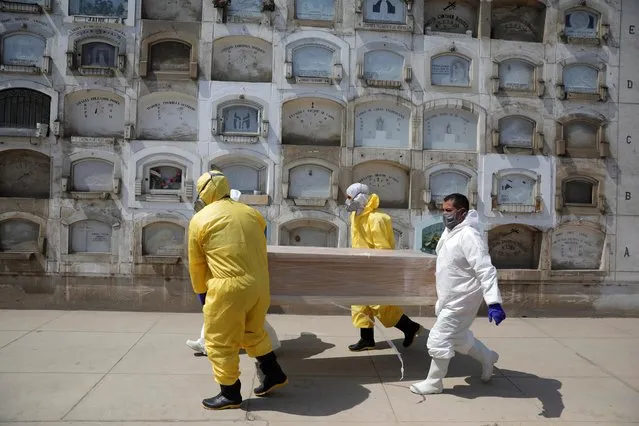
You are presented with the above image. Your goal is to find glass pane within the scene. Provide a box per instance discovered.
[0,89,51,129]
[289,165,331,198]
[142,222,184,255]
[424,109,477,151]
[288,227,329,247]
[499,116,534,148]
[69,0,128,17]
[563,65,598,93]
[72,160,114,192]
[296,0,334,20]
[81,42,116,67]
[150,41,190,72]
[363,0,404,23]
[565,181,593,204]
[0,219,39,252]
[70,220,111,253]
[223,106,259,133]
[227,0,262,18]
[363,50,403,80]
[2,34,45,67]
[431,55,471,86]
[292,46,333,78]
[221,164,259,193]
[355,104,410,148]
[498,175,535,204]
[149,166,182,190]
[499,60,534,91]
[565,121,597,149]
[430,172,469,203]
[565,10,597,38]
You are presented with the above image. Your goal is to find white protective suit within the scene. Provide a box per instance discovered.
[428,209,502,360]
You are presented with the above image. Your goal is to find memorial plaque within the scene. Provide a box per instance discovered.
[488,225,539,269]
[363,0,405,24]
[431,55,471,87]
[219,164,260,193]
[72,159,114,192]
[424,0,477,35]
[565,9,598,39]
[424,109,477,151]
[287,227,332,247]
[81,42,116,67]
[430,171,469,203]
[150,41,190,72]
[292,45,332,78]
[282,98,343,146]
[353,162,409,208]
[69,0,128,17]
[363,50,403,81]
[222,106,259,134]
[70,220,111,253]
[65,91,125,137]
[0,88,51,130]
[355,104,409,148]
[0,219,39,252]
[149,166,182,190]
[499,116,534,148]
[491,4,544,43]
[0,150,50,198]
[227,0,262,19]
[142,222,185,256]
[138,94,197,140]
[288,165,331,198]
[141,0,201,21]
[212,38,272,82]
[551,225,605,270]
[565,121,597,149]
[498,59,534,91]
[295,0,334,21]
[498,174,535,205]
[563,65,598,93]
[564,180,594,204]
[1,33,45,67]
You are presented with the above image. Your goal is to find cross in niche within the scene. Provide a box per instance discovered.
[443,1,456,11]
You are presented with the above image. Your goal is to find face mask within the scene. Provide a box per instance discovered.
[193,199,206,212]
[345,192,368,215]
[442,209,466,230]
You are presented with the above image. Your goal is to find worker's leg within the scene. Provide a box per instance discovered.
[349,305,375,351]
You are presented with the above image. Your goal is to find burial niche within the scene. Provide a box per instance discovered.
[429,170,470,205]
[282,98,343,146]
[0,89,50,131]
[423,108,477,151]
[563,120,598,151]
[280,220,338,247]
[498,59,535,91]
[499,116,534,148]
[352,161,409,209]
[488,224,541,269]
[68,0,128,17]
[0,150,50,198]
[227,0,262,20]
[424,0,478,35]
[69,220,111,253]
[563,178,595,206]
[495,172,537,212]
[211,162,265,194]
[551,224,605,270]
[563,64,598,94]
[0,219,39,252]
[288,164,332,199]
[137,93,197,140]
[212,37,272,82]
[363,50,403,82]
[150,41,190,75]
[222,104,260,135]
[1,33,46,68]
[142,222,184,256]
[80,42,116,68]
[564,8,599,40]
[65,90,124,137]
[491,0,546,43]
[295,0,334,21]
[431,54,471,87]
[71,159,114,192]
[292,45,333,79]
[147,165,183,192]
[363,0,405,24]
[355,103,410,148]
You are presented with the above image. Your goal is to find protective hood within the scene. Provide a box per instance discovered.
[230,189,242,202]
[196,170,230,206]
[456,209,480,231]
[360,193,380,216]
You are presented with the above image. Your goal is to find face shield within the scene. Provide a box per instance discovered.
[193,170,227,212]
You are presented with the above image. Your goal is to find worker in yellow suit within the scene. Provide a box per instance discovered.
[345,182,423,351]
[189,170,288,410]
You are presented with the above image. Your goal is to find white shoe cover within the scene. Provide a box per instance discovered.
[186,338,206,354]
[410,357,450,395]
[264,320,281,351]
[468,339,499,382]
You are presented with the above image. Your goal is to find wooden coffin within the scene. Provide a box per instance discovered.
[267,246,437,305]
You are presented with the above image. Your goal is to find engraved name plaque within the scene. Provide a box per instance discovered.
[499,60,534,91]
[282,99,342,146]
[70,220,111,253]
[138,94,197,140]
[142,222,184,256]
[0,150,50,198]
[355,104,409,148]
[65,91,125,137]
[424,109,477,151]
[363,50,403,81]
[353,162,408,208]
[488,225,539,269]
[499,116,534,148]
[431,54,471,87]
[212,39,272,82]
[551,225,605,270]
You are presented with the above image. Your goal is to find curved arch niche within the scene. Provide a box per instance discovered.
[69,220,112,253]
[551,223,605,270]
[142,222,185,256]
[71,159,114,192]
[488,224,541,269]
[424,0,479,35]
[363,50,404,81]
[280,220,338,247]
[352,161,409,209]
[430,170,470,204]
[0,89,51,132]
[212,36,273,83]
[355,102,410,148]
[424,108,478,151]
[137,92,198,140]
[288,164,332,199]
[0,218,40,252]
[491,0,546,43]
[1,32,46,68]
[0,150,50,198]
[64,90,125,137]
[282,98,343,146]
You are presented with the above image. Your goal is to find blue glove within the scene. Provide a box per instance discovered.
[197,293,207,306]
[488,303,506,326]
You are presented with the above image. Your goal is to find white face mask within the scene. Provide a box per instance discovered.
[345,192,368,215]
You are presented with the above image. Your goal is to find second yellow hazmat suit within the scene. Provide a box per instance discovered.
[188,171,287,410]
[345,182,423,351]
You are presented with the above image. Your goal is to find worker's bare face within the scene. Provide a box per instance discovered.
[442,200,456,213]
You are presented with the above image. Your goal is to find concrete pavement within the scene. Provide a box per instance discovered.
[0,309,638,425]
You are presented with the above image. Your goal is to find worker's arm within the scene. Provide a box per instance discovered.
[369,214,395,250]
[187,218,208,295]
[461,228,502,305]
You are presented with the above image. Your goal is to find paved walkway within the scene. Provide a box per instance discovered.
[0,310,638,425]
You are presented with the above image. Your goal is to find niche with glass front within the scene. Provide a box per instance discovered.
[141,222,185,260]
[0,32,50,74]
[555,117,608,158]
[556,176,604,215]
[424,169,473,210]
[558,63,607,101]
[61,159,118,199]
[139,37,197,80]
[423,108,478,151]
[430,54,471,87]
[493,115,543,154]
[561,7,608,45]
[213,101,268,143]
[135,162,193,202]
[358,49,410,88]
[0,218,42,256]
[294,0,335,23]
[491,170,542,213]
[279,219,338,247]
[492,59,544,97]
[69,220,112,253]
[286,43,341,85]
[68,0,128,21]
[67,40,125,76]
[210,158,268,205]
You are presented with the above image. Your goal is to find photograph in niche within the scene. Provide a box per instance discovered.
[69,0,128,17]
[417,214,445,255]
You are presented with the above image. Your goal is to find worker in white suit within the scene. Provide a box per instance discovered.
[186,189,281,356]
[410,193,507,395]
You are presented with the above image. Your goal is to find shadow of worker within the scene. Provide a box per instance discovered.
[245,332,375,417]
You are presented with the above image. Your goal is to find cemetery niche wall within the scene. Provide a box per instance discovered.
[282,98,343,146]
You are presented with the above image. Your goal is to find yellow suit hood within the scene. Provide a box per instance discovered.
[197,170,230,206]
[350,193,394,250]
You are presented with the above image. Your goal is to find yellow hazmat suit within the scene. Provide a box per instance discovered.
[188,171,272,386]
[349,193,404,329]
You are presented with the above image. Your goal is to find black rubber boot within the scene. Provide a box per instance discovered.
[394,314,422,347]
[202,379,242,410]
[254,351,288,396]
[348,327,375,351]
